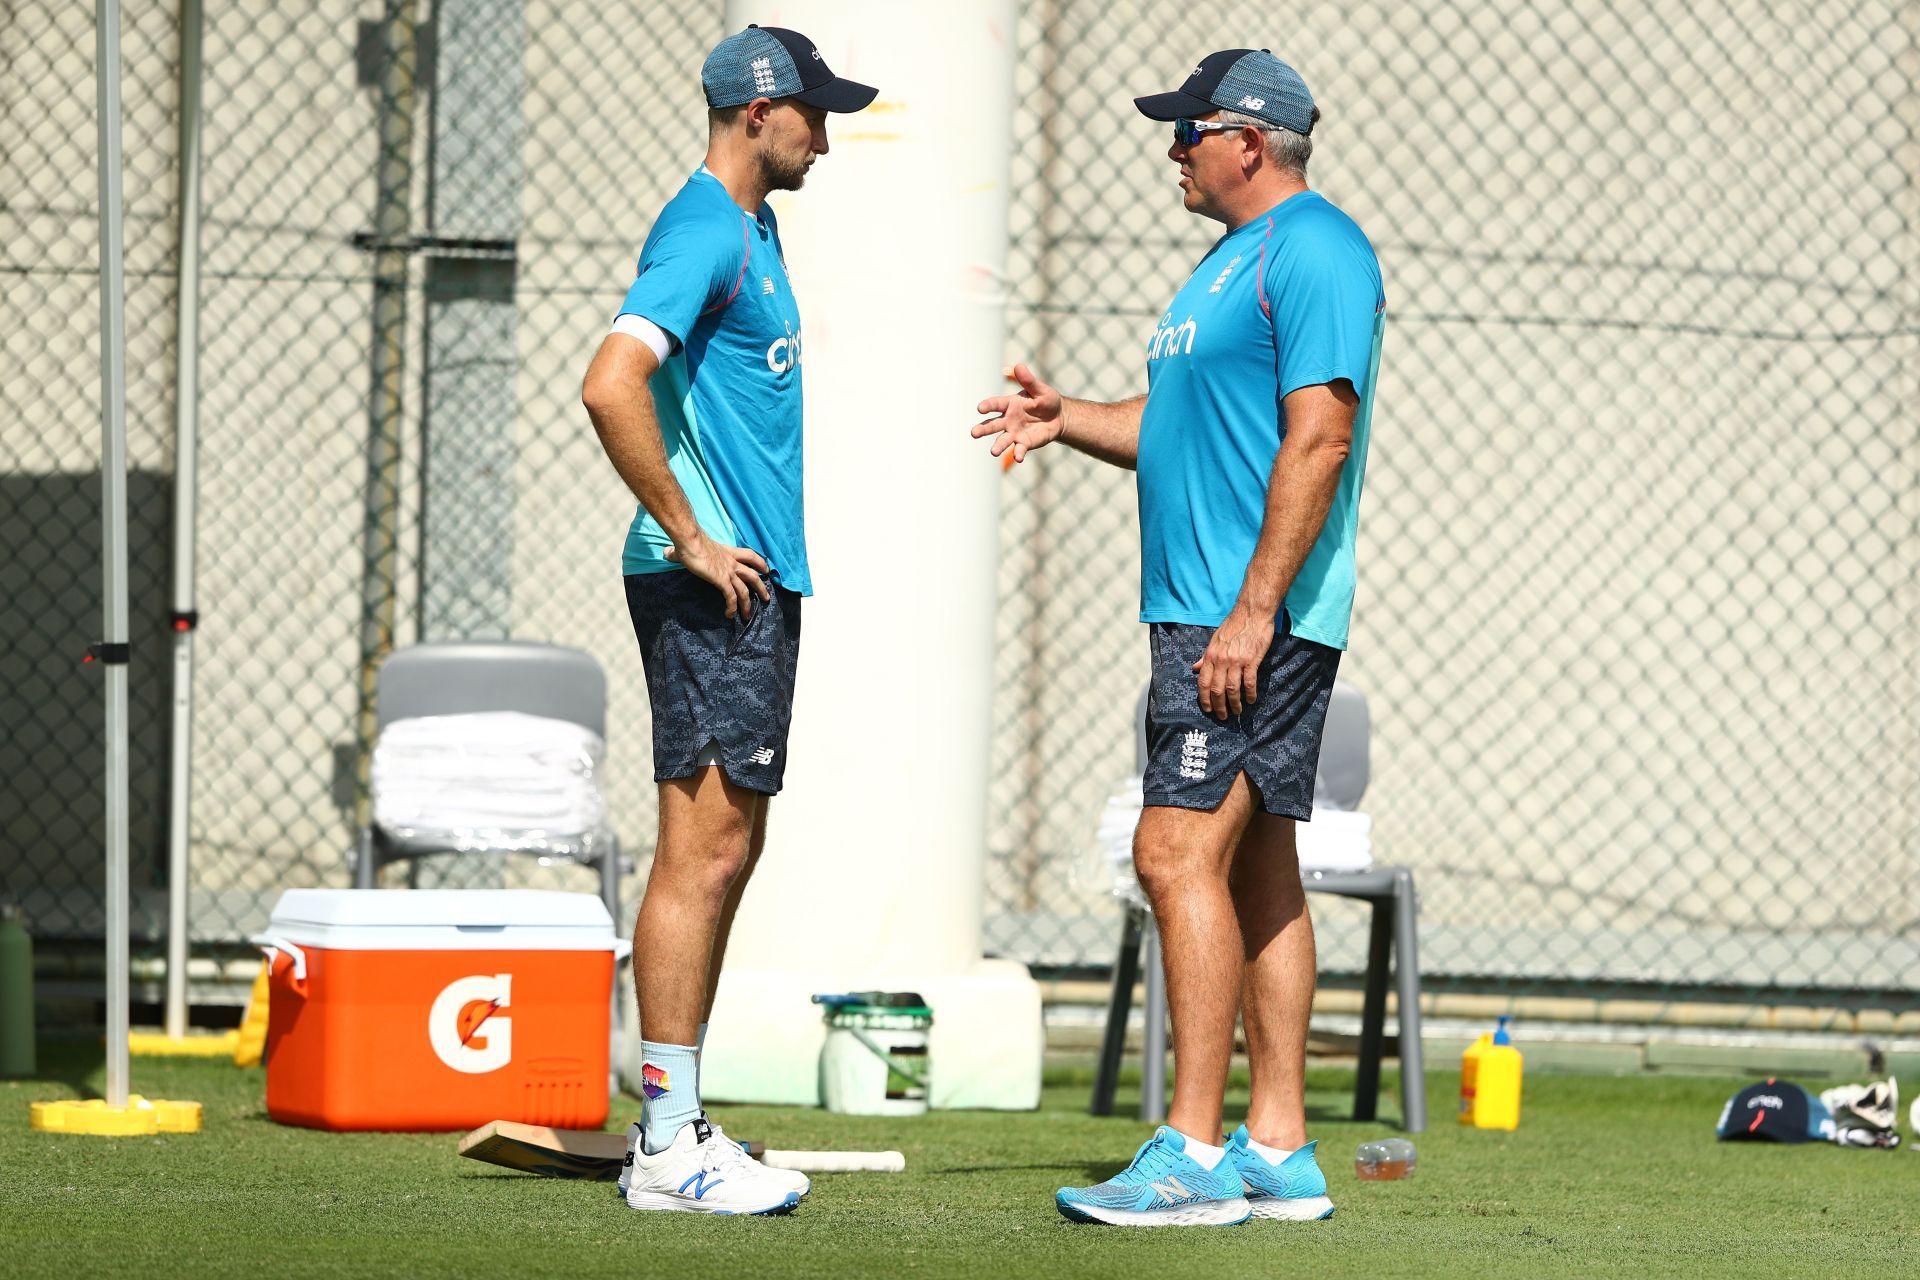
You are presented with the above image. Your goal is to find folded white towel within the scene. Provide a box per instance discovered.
[372,712,607,846]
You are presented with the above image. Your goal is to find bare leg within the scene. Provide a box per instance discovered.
[1132,773,1258,1145]
[631,766,758,1045]
[1231,812,1315,1149]
[703,796,768,1020]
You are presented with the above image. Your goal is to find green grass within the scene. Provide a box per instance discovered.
[2,1041,1912,1279]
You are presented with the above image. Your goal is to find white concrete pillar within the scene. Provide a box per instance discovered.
[689,0,1042,1109]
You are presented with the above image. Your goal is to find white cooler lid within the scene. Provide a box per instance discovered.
[263,889,618,951]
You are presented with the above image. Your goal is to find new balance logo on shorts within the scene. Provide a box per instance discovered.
[749,747,775,765]
[1179,730,1208,779]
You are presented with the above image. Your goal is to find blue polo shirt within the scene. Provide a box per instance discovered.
[616,169,811,594]
[1135,191,1384,649]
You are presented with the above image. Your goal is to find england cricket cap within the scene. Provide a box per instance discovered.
[702,25,877,113]
[1714,1078,1835,1144]
[1134,49,1315,134]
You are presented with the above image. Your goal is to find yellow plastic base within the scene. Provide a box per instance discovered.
[30,1095,203,1135]
[232,960,271,1067]
[128,1030,242,1058]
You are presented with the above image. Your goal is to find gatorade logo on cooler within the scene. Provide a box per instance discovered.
[428,973,513,1074]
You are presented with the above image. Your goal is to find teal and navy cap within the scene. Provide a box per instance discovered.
[702,25,877,113]
[1134,49,1314,134]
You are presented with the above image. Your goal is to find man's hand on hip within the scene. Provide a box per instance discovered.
[666,535,772,620]
[1193,606,1275,721]
[972,362,1064,463]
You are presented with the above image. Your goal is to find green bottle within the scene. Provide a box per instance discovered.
[0,903,34,1077]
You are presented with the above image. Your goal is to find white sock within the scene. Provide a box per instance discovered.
[1246,1136,1293,1165]
[697,1021,708,1055]
[1180,1134,1228,1170]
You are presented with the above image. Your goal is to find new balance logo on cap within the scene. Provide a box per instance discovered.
[1238,95,1266,109]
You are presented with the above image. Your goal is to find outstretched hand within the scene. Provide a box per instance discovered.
[666,536,772,620]
[972,363,1064,464]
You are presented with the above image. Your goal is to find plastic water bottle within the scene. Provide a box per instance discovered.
[1459,1015,1523,1130]
[1354,1137,1416,1180]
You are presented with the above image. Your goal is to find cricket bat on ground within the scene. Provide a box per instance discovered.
[457,1120,902,1177]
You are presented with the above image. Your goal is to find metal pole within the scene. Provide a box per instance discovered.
[354,0,420,836]
[163,0,205,1041]
[1140,918,1167,1123]
[95,0,132,1109]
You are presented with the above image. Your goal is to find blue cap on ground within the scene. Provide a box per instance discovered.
[702,25,877,113]
[1715,1078,1835,1144]
[1134,49,1315,134]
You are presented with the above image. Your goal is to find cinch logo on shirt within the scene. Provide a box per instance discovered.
[1147,312,1197,361]
[766,324,803,373]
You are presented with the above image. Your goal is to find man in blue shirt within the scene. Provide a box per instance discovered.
[975,49,1384,1227]
[581,24,874,1216]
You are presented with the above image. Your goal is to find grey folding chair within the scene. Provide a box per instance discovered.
[1091,678,1427,1131]
[352,641,624,925]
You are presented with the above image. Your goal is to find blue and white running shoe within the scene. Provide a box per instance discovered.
[1056,1127,1252,1227]
[1227,1126,1335,1221]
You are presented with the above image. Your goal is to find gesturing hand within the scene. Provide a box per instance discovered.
[1193,607,1274,721]
[667,535,772,620]
[972,363,1064,464]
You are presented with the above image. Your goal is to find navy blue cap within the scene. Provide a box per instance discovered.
[1135,49,1315,134]
[1715,1079,1835,1144]
[702,25,877,113]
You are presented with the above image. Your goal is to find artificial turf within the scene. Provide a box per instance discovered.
[2,1040,1912,1279]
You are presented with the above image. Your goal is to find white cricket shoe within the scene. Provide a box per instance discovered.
[709,1119,810,1198]
[622,1116,801,1215]
[619,1117,810,1200]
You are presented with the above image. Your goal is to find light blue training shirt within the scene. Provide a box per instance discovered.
[1135,190,1385,649]
[616,168,811,595]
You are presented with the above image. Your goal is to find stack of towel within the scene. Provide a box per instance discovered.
[371,711,608,853]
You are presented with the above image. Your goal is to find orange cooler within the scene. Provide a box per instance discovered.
[255,889,619,1132]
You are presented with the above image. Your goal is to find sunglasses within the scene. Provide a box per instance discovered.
[1171,117,1279,146]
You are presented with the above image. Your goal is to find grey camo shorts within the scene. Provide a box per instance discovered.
[624,569,801,795]
[1142,616,1340,819]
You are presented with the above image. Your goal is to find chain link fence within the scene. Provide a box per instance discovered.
[3,1,1916,1003]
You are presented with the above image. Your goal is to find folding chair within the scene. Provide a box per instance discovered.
[1091,679,1427,1131]
[352,641,624,927]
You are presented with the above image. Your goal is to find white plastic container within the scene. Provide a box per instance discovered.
[815,993,932,1117]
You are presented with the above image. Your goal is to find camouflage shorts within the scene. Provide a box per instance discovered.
[624,569,801,795]
[1142,616,1340,819]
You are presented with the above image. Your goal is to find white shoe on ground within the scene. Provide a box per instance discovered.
[619,1117,810,1200]
[708,1118,810,1198]
[621,1116,801,1215]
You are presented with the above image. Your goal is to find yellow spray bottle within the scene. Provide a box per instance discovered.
[1459,1015,1523,1130]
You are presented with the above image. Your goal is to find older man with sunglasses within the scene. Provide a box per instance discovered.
[974,49,1385,1227]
